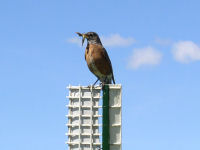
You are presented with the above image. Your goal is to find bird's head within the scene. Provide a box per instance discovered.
[76,32,102,46]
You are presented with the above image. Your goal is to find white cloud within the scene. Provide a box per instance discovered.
[101,34,135,47]
[128,46,162,69]
[172,41,200,63]
[67,33,135,47]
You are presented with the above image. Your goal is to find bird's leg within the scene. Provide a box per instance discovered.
[103,77,109,84]
[101,82,105,90]
[92,78,99,86]
[101,77,109,89]
[87,78,99,89]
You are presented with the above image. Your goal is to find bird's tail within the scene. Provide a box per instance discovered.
[103,74,115,84]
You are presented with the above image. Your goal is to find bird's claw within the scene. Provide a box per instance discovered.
[87,85,94,89]
[99,82,106,90]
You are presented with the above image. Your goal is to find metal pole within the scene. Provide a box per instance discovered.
[102,85,110,150]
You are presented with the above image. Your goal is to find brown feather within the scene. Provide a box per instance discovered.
[85,44,113,77]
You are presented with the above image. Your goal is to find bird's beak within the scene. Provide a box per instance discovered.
[82,34,89,46]
[76,32,88,46]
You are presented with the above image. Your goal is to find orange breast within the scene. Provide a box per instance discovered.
[85,44,112,77]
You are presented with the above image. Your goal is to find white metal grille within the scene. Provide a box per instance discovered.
[109,85,122,150]
[66,85,102,150]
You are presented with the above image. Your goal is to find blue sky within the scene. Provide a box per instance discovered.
[1,0,200,150]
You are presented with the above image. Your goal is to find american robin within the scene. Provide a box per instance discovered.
[76,32,115,85]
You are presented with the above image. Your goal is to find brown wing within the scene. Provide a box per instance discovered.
[102,47,115,84]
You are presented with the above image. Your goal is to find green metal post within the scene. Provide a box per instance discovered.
[102,85,110,150]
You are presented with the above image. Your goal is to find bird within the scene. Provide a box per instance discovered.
[76,31,115,86]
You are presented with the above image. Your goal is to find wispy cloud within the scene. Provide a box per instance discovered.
[101,34,135,47]
[67,33,135,47]
[128,46,162,69]
[155,38,172,46]
[67,37,82,46]
[172,41,200,63]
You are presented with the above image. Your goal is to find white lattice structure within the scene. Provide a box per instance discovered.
[66,84,122,150]
[66,86,102,150]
